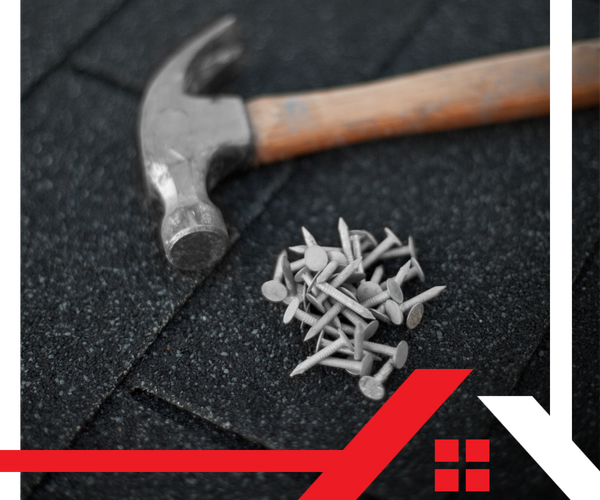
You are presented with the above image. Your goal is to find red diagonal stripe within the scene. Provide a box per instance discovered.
[1,367,470,497]
[300,369,471,499]
[0,450,340,472]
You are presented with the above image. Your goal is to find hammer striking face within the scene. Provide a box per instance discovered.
[138,16,599,271]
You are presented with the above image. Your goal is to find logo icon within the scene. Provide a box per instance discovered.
[435,439,490,492]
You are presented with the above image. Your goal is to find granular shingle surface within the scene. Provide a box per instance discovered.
[20,0,598,498]
[21,0,125,94]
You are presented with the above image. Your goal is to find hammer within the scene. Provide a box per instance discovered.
[138,16,599,271]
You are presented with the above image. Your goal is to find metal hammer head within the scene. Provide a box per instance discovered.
[138,16,254,271]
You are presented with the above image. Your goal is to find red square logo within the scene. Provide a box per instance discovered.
[435,439,459,462]
[435,469,459,492]
[466,469,490,491]
[466,439,489,462]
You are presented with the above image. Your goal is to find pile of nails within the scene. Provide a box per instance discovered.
[261,218,446,401]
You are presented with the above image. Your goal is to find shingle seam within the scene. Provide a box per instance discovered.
[21,0,133,100]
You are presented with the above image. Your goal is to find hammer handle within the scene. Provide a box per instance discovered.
[247,39,600,164]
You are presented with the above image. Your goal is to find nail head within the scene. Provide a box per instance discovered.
[393,340,409,369]
[305,245,329,272]
[358,375,385,401]
[406,303,424,329]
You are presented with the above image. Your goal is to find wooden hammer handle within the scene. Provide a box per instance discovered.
[247,39,600,164]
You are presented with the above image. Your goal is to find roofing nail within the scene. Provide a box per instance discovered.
[288,245,342,254]
[369,265,385,284]
[364,340,409,369]
[348,229,378,251]
[378,236,416,261]
[290,258,307,272]
[281,254,298,297]
[305,245,329,272]
[343,272,367,284]
[377,246,412,260]
[399,286,446,314]
[328,339,407,369]
[356,281,383,303]
[329,258,362,288]
[294,266,321,294]
[351,234,365,275]
[301,226,318,247]
[283,297,301,324]
[319,324,381,355]
[338,286,358,302]
[290,328,353,376]
[352,320,380,360]
[340,282,358,296]
[306,293,326,313]
[362,228,403,269]
[287,305,353,336]
[319,345,382,362]
[323,298,343,328]
[353,323,365,360]
[319,352,374,377]
[384,299,404,325]
[407,257,425,282]
[338,218,354,264]
[304,302,345,341]
[273,250,287,281]
[340,308,367,330]
[316,282,375,320]
[316,251,347,283]
[294,266,313,284]
[408,236,417,260]
[406,302,425,329]
[358,341,409,400]
[282,283,304,305]
[369,307,391,325]
[261,280,288,303]
[360,278,404,308]
[393,259,413,286]
[358,357,395,401]
[314,257,362,303]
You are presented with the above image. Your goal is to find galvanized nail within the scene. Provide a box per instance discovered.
[406,303,425,329]
[361,278,403,308]
[393,259,413,286]
[317,251,347,283]
[304,302,344,341]
[356,281,383,303]
[399,286,446,313]
[281,254,298,297]
[291,328,353,376]
[302,226,318,247]
[384,299,404,325]
[358,358,394,401]
[261,280,288,303]
[289,244,343,254]
[316,282,375,320]
[348,229,378,251]
[362,228,403,269]
[305,245,329,272]
[272,250,287,282]
[319,352,374,377]
[369,265,385,284]
[351,234,365,275]
[338,217,354,264]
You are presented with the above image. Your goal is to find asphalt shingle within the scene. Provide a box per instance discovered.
[21,0,599,498]
[21,0,125,94]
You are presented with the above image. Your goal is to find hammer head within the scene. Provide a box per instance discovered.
[138,16,254,271]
